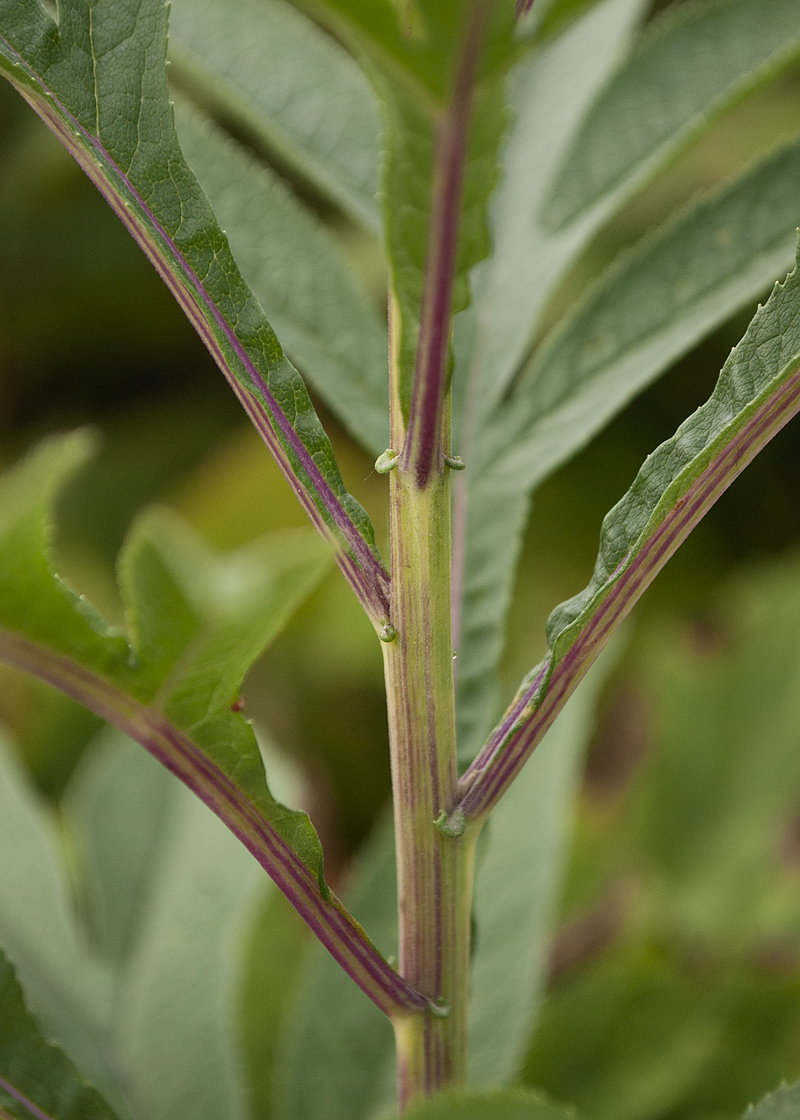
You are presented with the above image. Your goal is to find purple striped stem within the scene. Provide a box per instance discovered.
[0,628,427,1020]
[515,0,536,17]
[458,363,800,821]
[0,35,389,627]
[399,0,488,488]
[0,1076,54,1120]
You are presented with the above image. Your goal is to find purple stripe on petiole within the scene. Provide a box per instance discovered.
[0,1076,54,1120]
[459,365,800,819]
[0,32,389,623]
[0,629,427,1018]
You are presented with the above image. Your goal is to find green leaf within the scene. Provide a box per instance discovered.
[0,945,121,1120]
[544,243,800,666]
[64,727,177,969]
[168,0,382,230]
[275,815,397,1120]
[314,0,516,417]
[0,0,388,621]
[239,892,309,1120]
[173,97,389,455]
[388,1088,575,1119]
[113,757,267,1120]
[459,238,800,820]
[468,646,617,1086]
[0,431,328,886]
[543,0,800,231]
[745,1083,800,1120]
[0,435,419,1021]
[66,726,306,1120]
[453,0,646,430]
[636,561,800,943]
[457,114,800,766]
[0,732,119,1107]
[454,0,645,764]
[497,130,800,493]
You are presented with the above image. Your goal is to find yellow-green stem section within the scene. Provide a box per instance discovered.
[383,462,476,1107]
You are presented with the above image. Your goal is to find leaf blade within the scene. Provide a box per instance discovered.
[168,0,382,229]
[173,97,389,455]
[744,1083,800,1119]
[453,0,645,763]
[460,237,800,819]
[468,647,617,1086]
[0,0,389,622]
[543,0,800,231]
[0,945,121,1120]
[0,434,422,1020]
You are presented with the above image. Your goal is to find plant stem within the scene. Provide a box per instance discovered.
[383,400,476,1106]
[382,472,475,1105]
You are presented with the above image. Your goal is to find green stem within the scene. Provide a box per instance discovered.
[382,431,476,1107]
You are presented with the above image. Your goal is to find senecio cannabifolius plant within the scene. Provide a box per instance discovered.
[2,0,800,1117]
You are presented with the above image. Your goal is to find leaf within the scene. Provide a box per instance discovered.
[173,97,389,456]
[274,814,398,1120]
[113,757,267,1120]
[0,0,388,622]
[497,130,800,493]
[0,732,119,1108]
[543,0,800,232]
[744,1083,800,1120]
[168,0,382,230]
[66,726,305,1120]
[453,0,645,764]
[238,893,309,1120]
[0,435,421,1020]
[0,945,121,1120]
[468,646,617,1086]
[457,106,800,767]
[636,560,800,943]
[64,727,177,969]
[388,1088,575,1119]
[453,0,646,430]
[459,236,800,819]
[313,0,516,419]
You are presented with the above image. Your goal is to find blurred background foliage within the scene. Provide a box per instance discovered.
[3,0,800,1116]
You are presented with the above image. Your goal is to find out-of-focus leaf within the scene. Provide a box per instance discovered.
[637,559,800,942]
[0,733,117,1105]
[524,940,800,1120]
[543,0,800,231]
[389,1088,574,1119]
[65,728,176,969]
[239,892,309,1120]
[454,0,645,764]
[174,98,389,456]
[468,646,616,1086]
[745,1083,800,1120]
[0,946,120,1120]
[275,815,397,1120]
[497,132,800,493]
[114,768,267,1120]
[169,0,382,229]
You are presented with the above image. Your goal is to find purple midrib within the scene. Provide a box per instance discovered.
[0,1075,55,1120]
[0,24,387,596]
